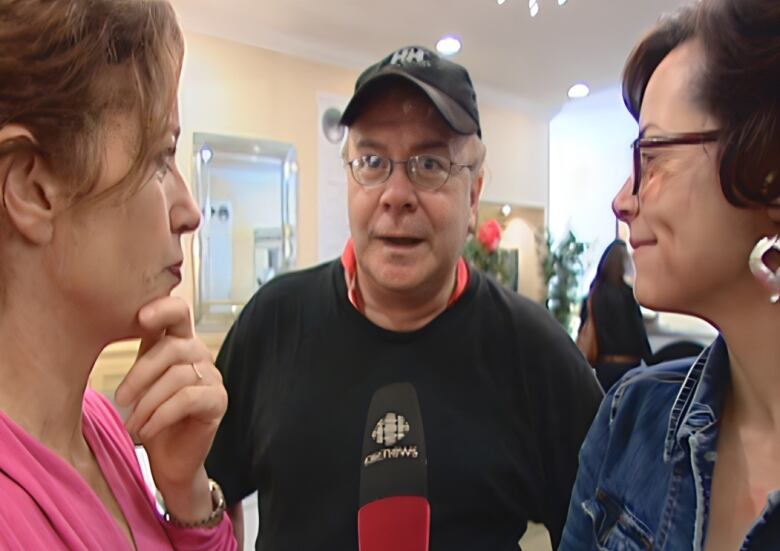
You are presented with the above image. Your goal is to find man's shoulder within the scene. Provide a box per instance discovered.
[240,260,338,316]
[472,271,571,341]
[256,260,337,300]
[472,271,549,316]
[222,260,341,352]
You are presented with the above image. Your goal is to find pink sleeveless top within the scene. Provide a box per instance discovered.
[0,389,236,550]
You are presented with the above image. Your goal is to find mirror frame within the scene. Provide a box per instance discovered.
[191,132,298,330]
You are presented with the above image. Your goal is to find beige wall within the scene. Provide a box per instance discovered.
[175,31,359,311]
[480,102,549,209]
[93,33,550,394]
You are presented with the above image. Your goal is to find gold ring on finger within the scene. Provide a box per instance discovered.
[191,362,204,381]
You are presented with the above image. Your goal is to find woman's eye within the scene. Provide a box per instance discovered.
[154,160,170,183]
[155,149,176,183]
[641,153,669,182]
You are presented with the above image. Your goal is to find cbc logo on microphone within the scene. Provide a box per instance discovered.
[371,412,409,446]
[364,411,419,467]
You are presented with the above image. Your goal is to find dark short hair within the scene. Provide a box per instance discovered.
[590,240,628,291]
[621,5,698,122]
[698,0,780,206]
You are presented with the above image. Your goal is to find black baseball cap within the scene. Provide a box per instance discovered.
[340,46,481,137]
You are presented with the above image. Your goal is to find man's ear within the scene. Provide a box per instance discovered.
[468,169,485,232]
[0,125,61,245]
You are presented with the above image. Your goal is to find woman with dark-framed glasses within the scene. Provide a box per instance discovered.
[560,0,780,549]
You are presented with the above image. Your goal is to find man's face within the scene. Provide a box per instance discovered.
[346,82,484,298]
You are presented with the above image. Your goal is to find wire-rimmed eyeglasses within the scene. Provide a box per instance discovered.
[345,154,475,191]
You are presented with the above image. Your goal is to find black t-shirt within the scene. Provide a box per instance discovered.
[206,260,603,550]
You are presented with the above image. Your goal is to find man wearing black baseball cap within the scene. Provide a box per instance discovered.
[207,46,602,550]
[340,45,481,136]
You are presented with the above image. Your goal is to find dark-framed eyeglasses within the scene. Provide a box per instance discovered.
[631,130,720,195]
[345,154,475,191]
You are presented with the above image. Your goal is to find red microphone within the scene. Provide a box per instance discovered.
[358,383,430,551]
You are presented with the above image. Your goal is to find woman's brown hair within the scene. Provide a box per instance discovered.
[621,0,780,208]
[621,5,698,123]
[0,0,184,199]
[698,0,780,207]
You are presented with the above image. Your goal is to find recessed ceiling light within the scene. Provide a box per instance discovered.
[567,83,590,99]
[558,0,568,4]
[436,35,462,56]
[497,0,507,4]
[529,3,539,16]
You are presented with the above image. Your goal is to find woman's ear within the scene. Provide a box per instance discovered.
[468,168,485,233]
[0,125,62,245]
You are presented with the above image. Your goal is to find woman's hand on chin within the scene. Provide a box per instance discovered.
[115,296,227,521]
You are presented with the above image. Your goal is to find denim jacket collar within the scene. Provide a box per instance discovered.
[663,335,730,463]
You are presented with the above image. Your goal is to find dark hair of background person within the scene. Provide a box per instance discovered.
[589,239,629,293]
[580,239,652,389]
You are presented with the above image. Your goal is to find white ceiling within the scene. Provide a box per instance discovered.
[172,0,685,114]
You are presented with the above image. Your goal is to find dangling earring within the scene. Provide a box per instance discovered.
[749,235,780,304]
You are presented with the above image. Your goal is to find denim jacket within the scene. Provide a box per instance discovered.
[560,336,780,550]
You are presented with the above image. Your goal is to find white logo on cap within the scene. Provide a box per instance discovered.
[389,47,429,67]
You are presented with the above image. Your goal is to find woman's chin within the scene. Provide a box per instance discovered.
[633,281,668,313]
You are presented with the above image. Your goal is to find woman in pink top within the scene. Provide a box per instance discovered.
[0,1,236,549]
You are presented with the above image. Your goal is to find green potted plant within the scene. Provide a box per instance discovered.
[536,229,587,332]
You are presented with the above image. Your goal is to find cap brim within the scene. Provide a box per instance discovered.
[340,70,479,136]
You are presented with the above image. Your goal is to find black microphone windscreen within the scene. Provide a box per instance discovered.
[359,382,428,506]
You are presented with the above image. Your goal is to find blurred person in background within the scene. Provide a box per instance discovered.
[578,239,652,391]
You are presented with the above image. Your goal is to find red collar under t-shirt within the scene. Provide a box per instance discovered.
[340,239,469,313]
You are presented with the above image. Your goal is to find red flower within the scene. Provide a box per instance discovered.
[477,219,502,253]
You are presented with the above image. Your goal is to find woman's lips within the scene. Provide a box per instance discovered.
[168,263,182,279]
[630,239,657,249]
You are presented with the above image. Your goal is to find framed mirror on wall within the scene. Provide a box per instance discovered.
[192,132,298,330]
